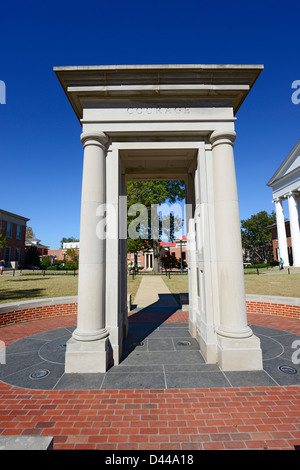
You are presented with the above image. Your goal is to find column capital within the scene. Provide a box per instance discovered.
[286,191,298,199]
[80,130,108,149]
[209,129,236,148]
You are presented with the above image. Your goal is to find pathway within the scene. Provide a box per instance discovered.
[133,275,179,310]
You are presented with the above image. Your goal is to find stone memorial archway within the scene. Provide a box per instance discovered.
[54,64,263,373]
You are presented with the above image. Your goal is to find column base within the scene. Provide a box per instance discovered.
[216,333,263,371]
[189,317,217,363]
[65,337,111,373]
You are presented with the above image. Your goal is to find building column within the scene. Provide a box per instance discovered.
[274,197,290,266]
[287,192,300,266]
[210,130,262,370]
[65,130,110,373]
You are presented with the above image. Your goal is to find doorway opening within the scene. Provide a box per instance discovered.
[125,178,189,320]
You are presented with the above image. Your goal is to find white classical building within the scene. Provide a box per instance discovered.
[267,139,300,267]
[54,64,264,373]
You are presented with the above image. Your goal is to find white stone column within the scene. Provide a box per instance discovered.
[287,192,300,266]
[274,198,290,266]
[65,130,110,373]
[210,130,262,370]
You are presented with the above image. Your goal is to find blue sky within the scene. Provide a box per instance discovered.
[0,0,299,249]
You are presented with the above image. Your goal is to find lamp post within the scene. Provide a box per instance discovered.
[180,237,183,273]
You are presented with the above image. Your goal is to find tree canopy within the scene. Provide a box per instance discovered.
[241,210,276,263]
[26,226,34,239]
[126,180,185,271]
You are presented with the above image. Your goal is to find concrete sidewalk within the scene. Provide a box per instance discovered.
[133,275,179,310]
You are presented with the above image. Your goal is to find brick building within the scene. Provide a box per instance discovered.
[127,236,188,271]
[48,242,80,264]
[25,238,49,258]
[0,209,29,268]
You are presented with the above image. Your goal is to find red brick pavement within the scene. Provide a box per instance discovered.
[0,312,300,451]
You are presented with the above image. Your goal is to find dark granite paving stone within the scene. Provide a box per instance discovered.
[0,351,42,379]
[257,335,284,360]
[164,363,216,372]
[2,324,299,391]
[3,362,65,390]
[38,335,70,364]
[29,327,74,341]
[101,372,165,390]
[120,350,204,366]
[173,337,200,351]
[224,370,278,387]
[146,328,190,338]
[120,341,148,359]
[5,337,48,355]
[107,365,164,374]
[262,357,300,386]
[271,333,300,361]
[165,371,231,389]
[124,324,158,344]
[55,373,105,390]
[250,325,293,338]
[147,338,175,351]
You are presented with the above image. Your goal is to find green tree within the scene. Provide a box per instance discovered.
[0,211,7,252]
[241,211,276,263]
[26,226,34,239]
[127,180,185,271]
[66,248,79,270]
[0,233,6,250]
[24,246,40,268]
[40,256,51,269]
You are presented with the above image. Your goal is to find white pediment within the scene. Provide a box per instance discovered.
[267,139,300,189]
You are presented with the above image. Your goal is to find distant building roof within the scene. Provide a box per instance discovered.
[0,209,29,222]
[25,238,49,249]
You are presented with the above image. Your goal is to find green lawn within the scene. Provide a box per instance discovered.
[0,271,299,305]
[0,274,78,303]
[244,273,300,297]
[127,276,142,302]
[162,272,300,299]
[162,274,188,304]
[0,273,143,304]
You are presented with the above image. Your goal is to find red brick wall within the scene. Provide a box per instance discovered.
[246,301,300,320]
[0,303,78,327]
[0,299,299,328]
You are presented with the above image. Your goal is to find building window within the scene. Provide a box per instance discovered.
[131,253,134,258]
[5,247,11,264]
[6,223,12,238]
[16,225,21,239]
[138,252,141,258]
